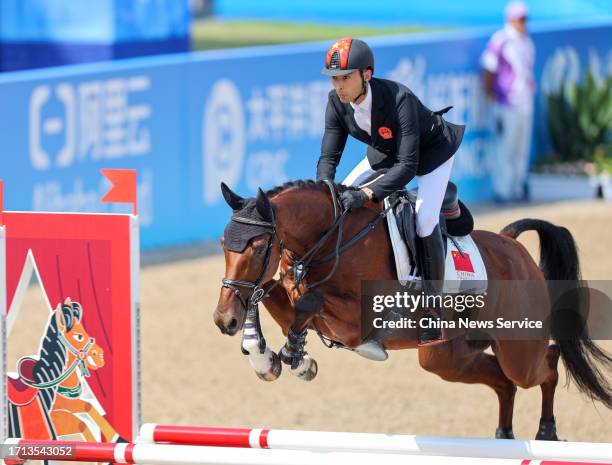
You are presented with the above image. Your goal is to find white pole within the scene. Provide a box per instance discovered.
[132,445,529,465]
[139,424,612,463]
[269,429,612,462]
[5,439,612,465]
[3,440,532,465]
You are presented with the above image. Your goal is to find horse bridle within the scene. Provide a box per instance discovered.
[220,179,400,315]
[221,180,347,313]
[22,326,96,390]
[221,208,282,311]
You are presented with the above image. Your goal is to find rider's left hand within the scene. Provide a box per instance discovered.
[340,189,369,211]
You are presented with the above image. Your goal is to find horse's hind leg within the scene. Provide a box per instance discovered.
[419,339,517,438]
[536,344,560,441]
[495,340,561,440]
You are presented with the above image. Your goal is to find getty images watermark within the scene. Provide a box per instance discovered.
[360,280,612,342]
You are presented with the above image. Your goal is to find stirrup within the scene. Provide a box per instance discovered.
[354,340,388,361]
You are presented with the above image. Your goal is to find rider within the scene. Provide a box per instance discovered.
[316,37,465,345]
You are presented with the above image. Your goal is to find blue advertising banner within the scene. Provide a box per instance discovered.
[0,21,610,249]
[0,0,190,42]
[214,0,612,26]
[0,0,190,70]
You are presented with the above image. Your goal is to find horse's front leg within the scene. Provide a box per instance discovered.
[240,282,295,382]
[279,292,322,381]
[261,282,296,333]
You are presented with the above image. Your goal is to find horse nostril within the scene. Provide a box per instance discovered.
[228,318,238,332]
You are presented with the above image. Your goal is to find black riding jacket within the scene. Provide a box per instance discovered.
[316,77,465,200]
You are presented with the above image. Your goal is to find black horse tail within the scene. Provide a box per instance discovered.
[501,218,612,408]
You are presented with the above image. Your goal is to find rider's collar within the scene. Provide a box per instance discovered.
[504,23,524,38]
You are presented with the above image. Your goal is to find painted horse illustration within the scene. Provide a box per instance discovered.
[214,180,612,440]
[8,299,121,443]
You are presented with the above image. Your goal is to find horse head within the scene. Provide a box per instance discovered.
[214,183,281,336]
[55,298,105,372]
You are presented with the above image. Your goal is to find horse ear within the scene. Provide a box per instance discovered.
[72,301,83,319]
[64,297,72,305]
[54,304,67,332]
[255,188,273,222]
[220,182,245,211]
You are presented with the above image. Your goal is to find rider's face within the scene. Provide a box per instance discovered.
[331,70,371,103]
[510,16,528,34]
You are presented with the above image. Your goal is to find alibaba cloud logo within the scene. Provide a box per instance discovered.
[29,84,76,171]
[202,79,246,204]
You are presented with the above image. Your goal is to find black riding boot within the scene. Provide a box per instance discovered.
[418,224,446,346]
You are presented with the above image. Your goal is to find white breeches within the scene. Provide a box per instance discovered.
[342,155,455,237]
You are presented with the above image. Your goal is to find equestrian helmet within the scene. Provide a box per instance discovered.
[322,38,374,76]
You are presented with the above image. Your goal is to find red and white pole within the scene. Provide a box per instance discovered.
[5,439,612,465]
[138,424,612,464]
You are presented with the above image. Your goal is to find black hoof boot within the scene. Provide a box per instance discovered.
[535,417,559,441]
[279,328,307,369]
[495,427,515,439]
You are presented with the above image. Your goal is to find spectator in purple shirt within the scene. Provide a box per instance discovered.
[481,1,535,202]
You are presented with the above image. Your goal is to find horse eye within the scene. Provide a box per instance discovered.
[253,245,266,256]
[73,334,84,342]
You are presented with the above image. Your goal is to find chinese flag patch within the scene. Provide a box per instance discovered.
[378,126,393,139]
[326,37,352,69]
[452,250,474,273]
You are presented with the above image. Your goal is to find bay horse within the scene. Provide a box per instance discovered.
[214,180,612,440]
[8,299,122,443]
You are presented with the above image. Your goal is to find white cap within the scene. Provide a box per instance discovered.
[505,1,529,21]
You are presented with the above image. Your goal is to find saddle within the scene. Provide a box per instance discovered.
[7,357,57,440]
[8,357,39,406]
[390,181,474,268]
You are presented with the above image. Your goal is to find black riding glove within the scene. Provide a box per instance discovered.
[340,190,369,211]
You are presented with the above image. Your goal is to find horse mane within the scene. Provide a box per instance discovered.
[32,305,77,412]
[265,180,359,198]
